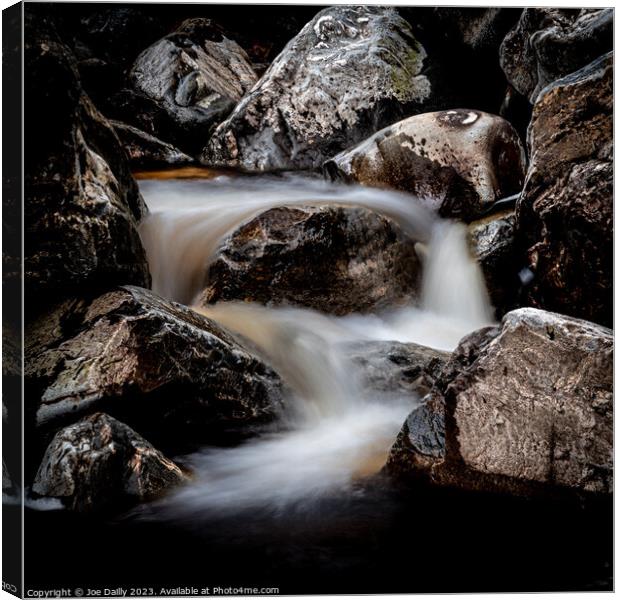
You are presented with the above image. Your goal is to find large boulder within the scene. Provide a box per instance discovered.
[198,205,421,316]
[516,53,612,327]
[387,308,613,498]
[500,9,613,103]
[325,110,526,221]
[25,286,285,445]
[468,209,518,317]
[128,18,257,154]
[202,6,434,171]
[25,15,150,298]
[33,413,187,512]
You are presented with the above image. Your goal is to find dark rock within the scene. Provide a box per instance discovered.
[25,15,150,299]
[342,340,449,399]
[198,205,421,316]
[32,413,187,512]
[387,308,613,497]
[500,8,613,103]
[3,459,14,494]
[516,53,612,327]
[128,18,257,154]
[25,286,286,446]
[468,209,518,317]
[110,120,193,169]
[325,110,526,221]
[202,6,434,171]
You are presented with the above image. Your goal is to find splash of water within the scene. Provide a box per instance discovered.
[136,174,494,518]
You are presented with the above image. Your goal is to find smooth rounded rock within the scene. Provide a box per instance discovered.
[325,110,526,221]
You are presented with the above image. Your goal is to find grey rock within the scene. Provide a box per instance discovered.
[387,308,613,497]
[3,459,14,493]
[202,6,433,171]
[198,205,421,316]
[25,286,286,444]
[325,110,526,221]
[468,209,518,317]
[110,120,193,169]
[342,340,449,399]
[500,8,613,103]
[25,15,150,298]
[129,18,257,154]
[516,53,612,327]
[33,413,187,512]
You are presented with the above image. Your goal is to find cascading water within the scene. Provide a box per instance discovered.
[137,173,495,519]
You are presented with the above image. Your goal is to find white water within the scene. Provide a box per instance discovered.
[137,174,494,518]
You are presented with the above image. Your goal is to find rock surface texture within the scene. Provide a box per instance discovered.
[111,120,193,169]
[325,110,526,221]
[129,18,257,154]
[387,308,613,498]
[516,53,612,327]
[25,16,150,297]
[26,286,285,442]
[203,6,433,171]
[33,413,186,512]
[500,8,613,103]
[342,341,449,399]
[468,209,518,317]
[199,205,421,315]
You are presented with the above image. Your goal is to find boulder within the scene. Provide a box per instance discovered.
[25,15,150,298]
[324,110,526,221]
[202,6,434,171]
[516,53,612,327]
[110,120,193,169]
[468,209,518,317]
[342,340,449,399]
[198,205,421,316]
[387,308,613,498]
[25,286,285,445]
[128,18,257,154]
[32,413,187,512]
[500,8,613,103]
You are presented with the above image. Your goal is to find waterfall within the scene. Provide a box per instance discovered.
[136,174,494,518]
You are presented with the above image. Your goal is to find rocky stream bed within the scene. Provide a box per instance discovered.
[7,4,614,593]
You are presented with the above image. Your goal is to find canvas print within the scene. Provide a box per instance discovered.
[2,2,613,596]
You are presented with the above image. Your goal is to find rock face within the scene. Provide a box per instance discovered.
[110,120,193,169]
[199,205,421,316]
[324,110,526,221]
[202,6,433,171]
[25,286,285,443]
[33,413,187,512]
[500,8,613,103]
[25,15,150,297]
[468,209,518,317]
[516,53,612,327]
[129,18,257,154]
[387,308,613,497]
[342,341,449,399]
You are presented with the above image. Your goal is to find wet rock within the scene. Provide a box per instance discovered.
[25,286,285,445]
[110,120,193,169]
[342,341,449,399]
[387,308,613,498]
[25,15,150,298]
[468,209,518,317]
[199,205,421,316]
[202,6,434,171]
[325,110,526,221]
[32,413,187,512]
[500,8,613,103]
[516,53,612,327]
[128,18,257,154]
